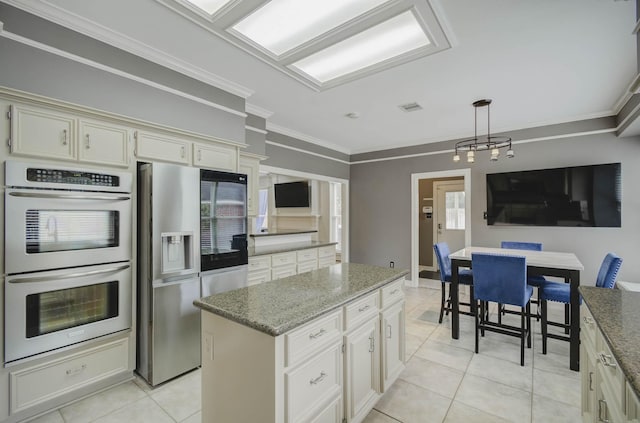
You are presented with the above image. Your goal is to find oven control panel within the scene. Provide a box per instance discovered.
[26,168,120,187]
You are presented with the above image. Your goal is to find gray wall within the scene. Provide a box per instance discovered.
[350,132,640,284]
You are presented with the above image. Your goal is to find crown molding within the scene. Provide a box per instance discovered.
[3,0,254,99]
[266,122,351,155]
[265,140,350,165]
[246,103,273,119]
[245,125,268,134]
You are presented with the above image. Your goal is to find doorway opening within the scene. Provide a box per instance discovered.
[410,169,471,287]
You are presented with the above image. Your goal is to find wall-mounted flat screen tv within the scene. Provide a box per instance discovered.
[486,163,621,227]
[274,181,310,208]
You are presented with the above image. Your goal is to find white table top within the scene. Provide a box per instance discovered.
[450,246,584,271]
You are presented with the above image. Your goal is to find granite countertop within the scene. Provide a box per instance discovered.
[194,262,409,336]
[580,286,640,398]
[250,230,318,238]
[248,240,337,257]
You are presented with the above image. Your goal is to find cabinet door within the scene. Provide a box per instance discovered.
[240,155,260,216]
[79,119,130,167]
[193,142,238,171]
[380,301,405,392]
[345,318,380,423]
[10,104,75,160]
[135,131,190,164]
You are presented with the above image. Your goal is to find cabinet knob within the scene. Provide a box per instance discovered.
[85,134,91,149]
[62,129,68,145]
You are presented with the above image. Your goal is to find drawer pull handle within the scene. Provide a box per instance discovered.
[309,329,326,340]
[589,371,594,391]
[358,304,370,313]
[387,324,392,339]
[368,334,375,352]
[390,289,399,295]
[600,353,617,368]
[181,146,186,158]
[310,371,327,385]
[584,316,594,325]
[66,364,86,376]
[62,129,68,145]
[598,399,609,422]
[85,134,91,149]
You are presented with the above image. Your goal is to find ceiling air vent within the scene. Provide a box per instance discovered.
[399,102,423,112]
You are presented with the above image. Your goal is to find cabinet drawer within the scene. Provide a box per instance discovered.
[135,131,190,164]
[285,342,342,423]
[10,338,129,414]
[249,255,271,271]
[381,279,404,309]
[297,249,318,263]
[318,256,336,269]
[318,245,336,259]
[248,268,270,286]
[78,119,130,167]
[193,142,237,171]
[309,395,342,423]
[272,265,297,280]
[285,310,342,368]
[297,259,318,274]
[272,252,297,267]
[581,306,597,353]
[344,291,379,331]
[597,335,625,411]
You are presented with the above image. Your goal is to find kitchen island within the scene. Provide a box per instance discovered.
[194,262,408,423]
[579,286,640,421]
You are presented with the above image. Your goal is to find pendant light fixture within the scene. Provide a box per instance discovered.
[453,99,513,163]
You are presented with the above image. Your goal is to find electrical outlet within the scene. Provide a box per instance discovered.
[389,261,395,268]
[204,332,214,361]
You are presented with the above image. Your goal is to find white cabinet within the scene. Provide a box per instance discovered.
[318,245,337,268]
[380,300,405,392]
[344,315,379,423]
[249,244,337,283]
[240,153,263,217]
[10,104,75,160]
[581,305,640,423]
[193,142,237,171]
[9,105,131,167]
[135,130,190,164]
[248,256,271,286]
[297,249,318,274]
[78,119,130,167]
[9,338,129,414]
[271,251,297,280]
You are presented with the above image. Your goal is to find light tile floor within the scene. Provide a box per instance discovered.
[28,279,580,423]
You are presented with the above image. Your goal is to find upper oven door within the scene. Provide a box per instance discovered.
[5,188,132,274]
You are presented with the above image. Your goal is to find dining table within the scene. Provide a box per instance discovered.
[449,246,585,371]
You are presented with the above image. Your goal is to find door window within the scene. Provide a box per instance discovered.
[445,191,465,230]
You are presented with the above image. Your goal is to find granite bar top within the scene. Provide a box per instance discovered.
[580,286,640,399]
[194,262,408,336]
[248,240,337,257]
[250,230,318,238]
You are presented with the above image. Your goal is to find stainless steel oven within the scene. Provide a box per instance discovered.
[4,160,133,364]
[4,161,132,274]
[4,262,131,363]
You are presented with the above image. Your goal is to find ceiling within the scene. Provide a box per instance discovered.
[5,0,637,155]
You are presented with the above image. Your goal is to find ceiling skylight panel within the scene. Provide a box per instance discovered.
[185,0,233,15]
[290,11,430,83]
[231,0,390,56]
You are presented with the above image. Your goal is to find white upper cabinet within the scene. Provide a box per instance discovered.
[135,130,190,165]
[193,142,238,172]
[10,104,75,160]
[78,119,130,167]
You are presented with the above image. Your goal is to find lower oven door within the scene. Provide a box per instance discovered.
[4,262,132,364]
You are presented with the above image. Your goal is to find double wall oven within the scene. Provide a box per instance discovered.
[4,161,132,364]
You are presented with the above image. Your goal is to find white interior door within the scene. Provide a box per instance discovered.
[434,181,466,270]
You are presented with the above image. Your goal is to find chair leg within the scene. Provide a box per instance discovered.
[520,307,525,366]
[541,299,548,355]
[526,302,532,348]
[438,282,446,324]
[564,303,570,334]
[480,301,486,337]
[475,299,479,354]
[497,303,502,325]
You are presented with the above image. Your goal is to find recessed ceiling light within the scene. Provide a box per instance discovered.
[184,0,233,15]
[232,0,390,56]
[290,11,430,83]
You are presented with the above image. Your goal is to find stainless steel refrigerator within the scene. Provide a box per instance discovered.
[137,162,201,386]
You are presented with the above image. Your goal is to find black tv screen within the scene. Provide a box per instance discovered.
[274,181,310,208]
[486,163,621,227]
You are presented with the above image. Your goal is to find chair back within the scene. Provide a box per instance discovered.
[595,253,623,289]
[472,253,529,307]
[501,241,542,251]
[433,242,452,282]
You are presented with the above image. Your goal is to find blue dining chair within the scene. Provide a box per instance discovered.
[433,242,474,324]
[472,253,533,366]
[499,241,548,323]
[540,252,622,354]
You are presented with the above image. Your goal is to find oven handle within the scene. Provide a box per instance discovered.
[8,264,131,284]
[8,192,130,201]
